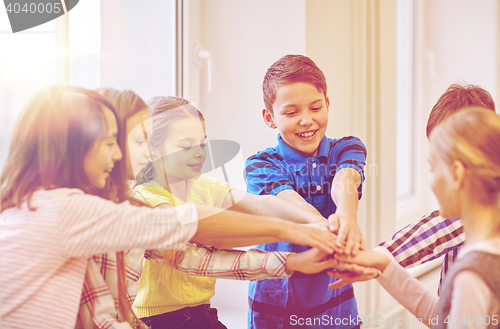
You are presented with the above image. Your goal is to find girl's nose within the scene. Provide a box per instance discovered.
[113,144,123,162]
[143,144,153,161]
[193,144,206,158]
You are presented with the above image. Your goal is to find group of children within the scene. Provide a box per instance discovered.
[0,54,499,329]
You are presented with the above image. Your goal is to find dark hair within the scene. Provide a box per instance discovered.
[426,83,495,138]
[263,55,327,114]
[1,86,123,210]
[96,88,148,184]
[95,88,149,328]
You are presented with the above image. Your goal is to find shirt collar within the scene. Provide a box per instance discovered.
[276,134,329,167]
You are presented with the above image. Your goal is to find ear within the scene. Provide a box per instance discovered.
[325,97,330,112]
[262,109,277,129]
[451,160,466,190]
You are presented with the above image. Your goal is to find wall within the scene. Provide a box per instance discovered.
[100,0,177,101]
[188,0,306,159]
[186,2,307,327]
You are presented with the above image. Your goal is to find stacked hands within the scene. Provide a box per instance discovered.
[285,213,386,288]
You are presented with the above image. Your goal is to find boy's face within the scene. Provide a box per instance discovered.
[263,82,329,157]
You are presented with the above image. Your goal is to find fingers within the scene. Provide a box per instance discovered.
[327,269,379,289]
[351,238,361,257]
[360,236,367,250]
[344,232,355,256]
[329,279,349,289]
[315,258,340,272]
[334,262,366,274]
[335,224,348,251]
[310,229,336,254]
[328,214,339,233]
[334,253,352,263]
[309,221,329,232]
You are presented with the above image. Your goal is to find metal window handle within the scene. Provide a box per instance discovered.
[193,45,212,92]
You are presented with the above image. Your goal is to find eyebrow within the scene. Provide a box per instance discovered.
[281,99,324,109]
[309,99,325,105]
[177,135,208,143]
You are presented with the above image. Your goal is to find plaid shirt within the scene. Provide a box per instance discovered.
[378,210,465,293]
[76,245,291,329]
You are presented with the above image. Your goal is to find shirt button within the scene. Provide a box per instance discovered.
[316,185,321,191]
[312,162,317,169]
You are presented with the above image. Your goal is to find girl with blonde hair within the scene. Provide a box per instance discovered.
[331,108,500,328]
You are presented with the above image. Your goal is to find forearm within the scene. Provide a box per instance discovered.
[377,260,438,322]
[176,245,292,280]
[276,189,323,217]
[331,168,361,219]
[192,206,287,247]
[199,237,278,249]
[259,195,325,223]
[230,192,323,224]
[379,213,465,269]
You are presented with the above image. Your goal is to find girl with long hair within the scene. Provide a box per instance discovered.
[0,86,340,329]
[74,88,354,328]
[331,108,500,328]
[130,96,344,328]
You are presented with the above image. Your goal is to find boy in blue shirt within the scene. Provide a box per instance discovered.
[245,55,367,328]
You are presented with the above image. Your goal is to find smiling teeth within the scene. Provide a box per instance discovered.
[298,131,316,137]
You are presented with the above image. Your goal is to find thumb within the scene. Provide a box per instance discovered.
[328,214,340,233]
[315,258,339,272]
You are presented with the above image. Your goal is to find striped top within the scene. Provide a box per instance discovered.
[378,210,465,293]
[0,188,197,329]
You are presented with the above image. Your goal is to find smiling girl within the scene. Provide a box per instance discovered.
[130,96,342,329]
[0,87,339,329]
[74,88,345,329]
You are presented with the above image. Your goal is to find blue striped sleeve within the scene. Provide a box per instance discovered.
[330,136,367,182]
[245,153,293,196]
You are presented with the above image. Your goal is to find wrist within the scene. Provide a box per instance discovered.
[375,254,391,272]
[335,210,358,222]
[277,220,294,241]
[310,215,326,223]
[284,252,297,273]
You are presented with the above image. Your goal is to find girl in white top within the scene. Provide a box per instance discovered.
[330,108,500,328]
[0,86,339,329]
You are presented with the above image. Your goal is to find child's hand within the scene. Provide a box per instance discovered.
[280,222,339,254]
[328,213,366,256]
[285,248,338,274]
[327,267,379,289]
[309,214,328,224]
[305,221,331,232]
[334,249,391,272]
[285,248,375,275]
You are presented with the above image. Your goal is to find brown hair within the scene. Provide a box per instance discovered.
[263,54,327,114]
[96,88,149,181]
[95,88,148,329]
[426,83,495,138]
[148,96,204,150]
[1,86,123,211]
[143,96,204,289]
[431,108,500,203]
